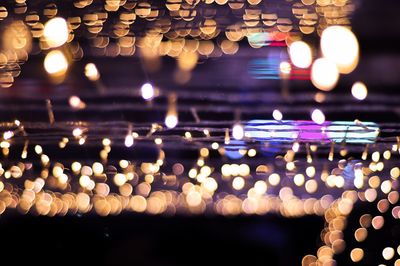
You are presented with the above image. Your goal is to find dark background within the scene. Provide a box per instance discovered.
[0,213,323,265]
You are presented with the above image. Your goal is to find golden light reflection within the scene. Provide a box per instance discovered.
[311,58,339,91]
[84,63,100,81]
[350,248,364,262]
[44,50,68,76]
[69,96,86,110]
[354,228,367,242]
[321,25,359,74]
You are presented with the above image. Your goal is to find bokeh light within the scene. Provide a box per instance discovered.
[311,109,325,124]
[289,41,312,68]
[351,82,368,100]
[311,58,339,91]
[43,17,69,48]
[321,26,359,74]
[44,50,68,76]
[141,83,154,100]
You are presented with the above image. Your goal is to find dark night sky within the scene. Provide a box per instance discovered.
[0,212,323,265]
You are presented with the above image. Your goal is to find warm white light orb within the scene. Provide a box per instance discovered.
[125,134,134,147]
[165,113,178,129]
[351,82,368,100]
[43,17,69,48]
[85,63,100,81]
[232,176,245,190]
[254,180,267,195]
[44,50,68,76]
[141,83,154,100]
[69,95,86,109]
[382,247,395,261]
[72,128,83,137]
[321,26,359,74]
[311,109,325,125]
[3,131,13,140]
[279,61,291,75]
[69,96,81,108]
[311,58,339,91]
[272,109,283,121]
[289,41,312,68]
[232,123,244,140]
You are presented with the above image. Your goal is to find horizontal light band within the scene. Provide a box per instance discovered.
[244,120,379,144]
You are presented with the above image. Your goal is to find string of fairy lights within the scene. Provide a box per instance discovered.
[0,119,400,145]
[1,0,400,265]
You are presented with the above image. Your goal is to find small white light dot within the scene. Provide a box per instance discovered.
[311,109,325,125]
[351,82,368,100]
[125,135,134,147]
[272,109,283,121]
[232,123,244,140]
[165,113,178,129]
[141,83,154,100]
[211,142,219,150]
[72,128,83,137]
